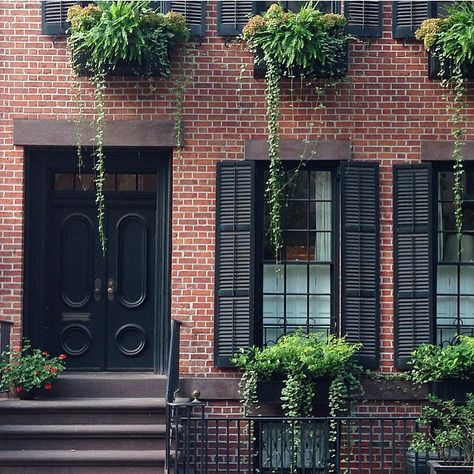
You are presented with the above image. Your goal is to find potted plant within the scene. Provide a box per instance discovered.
[66,1,190,253]
[408,336,474,403]
[241,3,350,259]
[411,394,474,474]
[231,332,364,418]
[0,340,66,399]
[416,2,474,240]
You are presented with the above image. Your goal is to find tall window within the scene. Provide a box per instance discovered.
[436,168,474,346]
[261,167,335,346]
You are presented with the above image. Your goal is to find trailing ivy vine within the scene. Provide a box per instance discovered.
[66,1,189,253]
[416,3,474,243]
[242,3,350,258]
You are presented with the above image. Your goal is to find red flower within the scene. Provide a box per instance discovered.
[41,351,49,356]
[44,383,52,391]
[59,354,67,360]
[15,386,23,393]
[50,367,58,375]
[44,364,51,371]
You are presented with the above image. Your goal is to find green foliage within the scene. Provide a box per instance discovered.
[231,333,364,417]
[67,1,189,253]
[242,3,349,258]
[0,340,66,393]
[415,2,474,241]
[411,394,474,466]
[408,336,474,384]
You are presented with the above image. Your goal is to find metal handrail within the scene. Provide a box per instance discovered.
[165,319,182,404]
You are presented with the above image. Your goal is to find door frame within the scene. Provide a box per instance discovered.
[23,147,172,373]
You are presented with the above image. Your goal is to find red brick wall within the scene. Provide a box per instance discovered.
[1,2,472,375]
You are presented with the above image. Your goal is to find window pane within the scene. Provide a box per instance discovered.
[310,232,331,261]
[310,202,332,230]
[309,295,331,326]
[263,295,284,325]
[286,201,307,229]
[460,266,474,294]
[286,264,307,294]
[263,264,284,293]
[463,202,474,231]
[438,171,454,201]
[460,234,474,262]
[263,327,284,347]
[75,174,94,191]
[117,174,136,191]
[55,173,74,190]
[436,295,458,326]
[438,233,460,262]
[437,326,457,347]
[437,265,457,294]
[439,203,455,231]
[285,232,307,261]
[285,295,308,326]
[311,171,332,200]
[138,174,157,191]
[460,296,474,327]
[309,265,331,294]
[287,170,308,199]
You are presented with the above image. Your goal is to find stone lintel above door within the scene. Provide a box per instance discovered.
[13,119,177,148]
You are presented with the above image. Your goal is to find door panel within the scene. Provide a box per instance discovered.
[48,204,105,371]
[105,203,156,370]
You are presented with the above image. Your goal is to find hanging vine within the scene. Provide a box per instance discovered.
[66,1,190,252]
[416,3,474,242]
[242,3,350,258]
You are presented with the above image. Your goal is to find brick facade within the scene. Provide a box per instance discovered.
[1,1,472,380]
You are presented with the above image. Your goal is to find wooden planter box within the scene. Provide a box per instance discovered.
[428,52,474,80]
[427,461,473,474]
[430,379,474,403]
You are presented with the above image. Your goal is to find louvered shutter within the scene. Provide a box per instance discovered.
[41,1,79,35]
[392,1,432,39]
[161,1,206,36]
[215,161,255,367]
[341,162,380,369]
[345,1,383,37]
[218,1,256,36]
[394,165,433,369]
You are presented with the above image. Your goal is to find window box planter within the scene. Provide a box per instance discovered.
[427,461,472,474]
[256,379,331,406]
[253,47,348,80]
[430,379,474,403]
[428,52,474,80]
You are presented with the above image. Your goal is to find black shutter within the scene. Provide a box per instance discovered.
[161,1,206,36]
[217,1,257,36]
[341,162,380,369]
[345,1,383,37]
[392,1,432,39]
[41,1,79,35]
[394,165,433,369]
[215,161,255,367]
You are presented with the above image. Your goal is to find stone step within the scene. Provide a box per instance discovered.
[0,450,166,474]
[0,398,167,425]
[53,373,167,398]
[0,424,169,451]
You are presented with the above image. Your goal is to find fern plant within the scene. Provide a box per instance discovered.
[67,1,189,252]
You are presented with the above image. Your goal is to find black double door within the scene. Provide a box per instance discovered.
[41,163,163,370]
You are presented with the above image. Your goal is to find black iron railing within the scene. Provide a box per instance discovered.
[167,401,421,474]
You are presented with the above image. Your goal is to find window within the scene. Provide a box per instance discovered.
[215,160,380,369]
[260,167,335,346]
[436,168,474,345]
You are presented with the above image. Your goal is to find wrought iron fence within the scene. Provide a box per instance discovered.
[166,401,421,474]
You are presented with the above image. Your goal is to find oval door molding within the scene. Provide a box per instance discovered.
[59,214,94,308]
[60,324,92,356]
[115,324,146,356]
[115,214,147,308]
